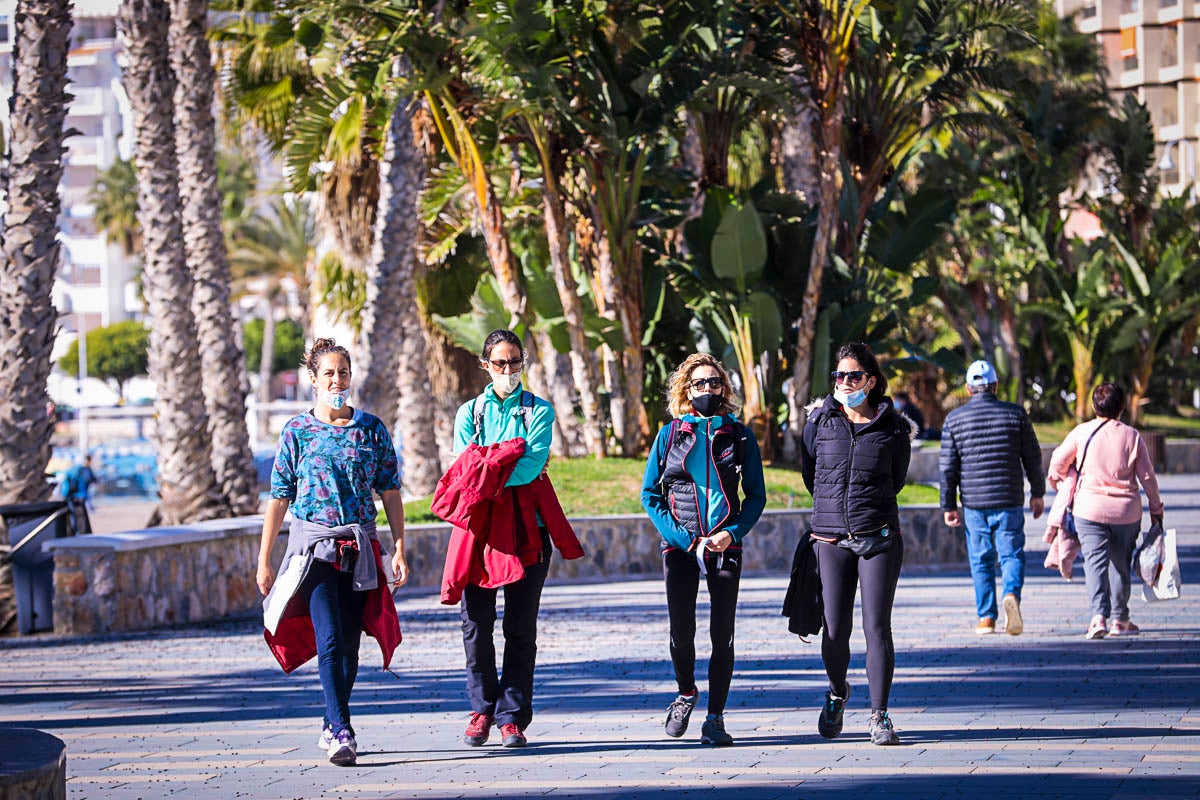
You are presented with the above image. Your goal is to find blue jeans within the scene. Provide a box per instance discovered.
[302,560,367,737]
[962,506,1026,620]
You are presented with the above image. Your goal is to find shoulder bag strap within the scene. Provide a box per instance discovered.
[1075,419,1111,477]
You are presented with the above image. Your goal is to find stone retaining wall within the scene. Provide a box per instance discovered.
[46,506,960,636]
[0,728,66,800]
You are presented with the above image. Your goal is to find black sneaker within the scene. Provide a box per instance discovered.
[664,691,698,738]
[700,714,734,746]
[869,710,900,746]
[817,685,850,739]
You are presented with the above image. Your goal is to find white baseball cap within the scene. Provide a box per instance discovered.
[965,360,997,386]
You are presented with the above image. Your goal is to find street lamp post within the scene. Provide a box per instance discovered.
[1157,138,1197,202]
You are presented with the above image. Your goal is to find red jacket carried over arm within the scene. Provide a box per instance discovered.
[434,439,584,605]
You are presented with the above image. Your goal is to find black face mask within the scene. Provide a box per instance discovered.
[690,393,723,417]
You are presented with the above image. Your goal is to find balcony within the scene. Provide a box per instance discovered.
[65,136,105,167]
[60,185,94,210]
[1153,0,1184,23]
[67,87,105,117]
[1120,0,1148,27]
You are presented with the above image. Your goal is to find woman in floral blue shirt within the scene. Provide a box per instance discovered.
[256,338,408,766]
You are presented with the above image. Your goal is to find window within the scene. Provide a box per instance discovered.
[0,15,8,44]
[1081,3,1098,18]
[1159,0,1178,7]
[1161,28,1178,67]
[1120,0,1140,12]
[74,266,102,287]
[1120,28,1139,70]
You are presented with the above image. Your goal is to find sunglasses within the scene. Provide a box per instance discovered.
[487,358,524,371]
[689,376,725,391]
[831,370,867,384]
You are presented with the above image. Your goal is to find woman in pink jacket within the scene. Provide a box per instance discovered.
[1047,382,1164,640]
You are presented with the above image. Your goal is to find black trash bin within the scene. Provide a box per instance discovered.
[0,501,73,634]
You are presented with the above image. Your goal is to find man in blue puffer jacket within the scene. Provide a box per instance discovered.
[940,360,1045,637]
[642,353,766,748]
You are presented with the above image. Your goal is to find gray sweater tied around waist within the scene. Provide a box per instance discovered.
[285,517,382,591]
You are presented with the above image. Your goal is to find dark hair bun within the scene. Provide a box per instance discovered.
[303,338,352,373]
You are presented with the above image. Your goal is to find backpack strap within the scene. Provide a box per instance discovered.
[471,394,487,445]
[515,391,535,429]
[657,418,682,477]
[472,390,535,445]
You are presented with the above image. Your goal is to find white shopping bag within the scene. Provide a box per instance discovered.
[1141,528,1181,602]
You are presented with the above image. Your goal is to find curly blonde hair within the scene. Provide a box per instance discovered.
[666,353,742,419]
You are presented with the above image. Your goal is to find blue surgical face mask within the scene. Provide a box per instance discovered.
[318,388,351,410]
[834,387,868,409]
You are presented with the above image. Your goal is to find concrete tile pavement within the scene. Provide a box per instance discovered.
[2,476,1199,799]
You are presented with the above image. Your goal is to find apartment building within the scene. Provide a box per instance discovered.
[0,0,138,362]
[1057,0,1200,198]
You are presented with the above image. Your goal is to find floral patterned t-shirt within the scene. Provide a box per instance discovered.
[269,410,400,526]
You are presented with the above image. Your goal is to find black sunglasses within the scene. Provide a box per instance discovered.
[487,357,524,370]
[689,376,724,390]
[831,370,867,384]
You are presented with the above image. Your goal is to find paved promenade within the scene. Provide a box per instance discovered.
[3,476,1200,799]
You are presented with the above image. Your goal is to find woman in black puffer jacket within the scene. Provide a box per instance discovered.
[800,342,914,747]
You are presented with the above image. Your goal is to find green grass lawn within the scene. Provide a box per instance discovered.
[1034,412,1200,447]
[911,412,1200,451]
[391,457,941,525]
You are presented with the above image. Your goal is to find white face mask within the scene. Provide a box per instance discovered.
[318,388,351,410]
[491,371,522,396]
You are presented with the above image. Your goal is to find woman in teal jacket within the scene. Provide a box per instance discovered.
[451,329,556,750]
[641,352,766,747]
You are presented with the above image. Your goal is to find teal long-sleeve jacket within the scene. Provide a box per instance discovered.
[640,413,766,551]
[453,383,554,487]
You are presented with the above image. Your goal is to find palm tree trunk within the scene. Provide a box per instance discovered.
[1128,344,1155,428]
[467,149,567,450]
[117,0,230,524]
[362,93,440,496]
[537,141,606,458]
[0,0,72,505]
[996,294,1023,407]
[357,97,416,434]
[588,154,647,457]
[783,111,842,462]
[423,322,482,467]
[780,92,819,204]
[168,0,258,515]
[1069,337,1094,423]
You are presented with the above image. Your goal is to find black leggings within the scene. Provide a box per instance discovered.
[664,546,742,715]
[816,536,904,710]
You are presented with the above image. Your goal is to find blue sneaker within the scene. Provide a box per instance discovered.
[818,685,850,739]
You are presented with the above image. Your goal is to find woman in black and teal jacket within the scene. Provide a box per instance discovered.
[641,352,766,747]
